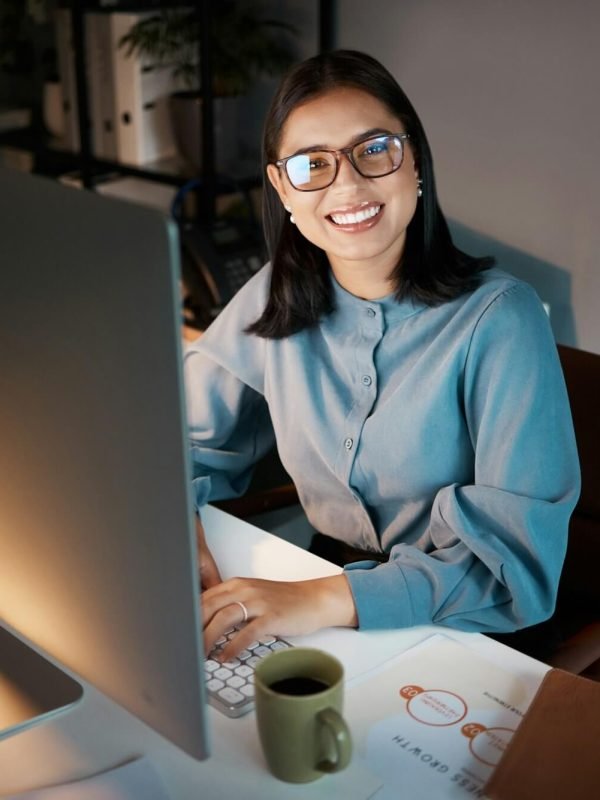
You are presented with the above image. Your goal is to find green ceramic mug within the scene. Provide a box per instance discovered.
[254,647,352,783]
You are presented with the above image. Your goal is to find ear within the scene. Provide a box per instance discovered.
[406,140,420,181]
[411,154,420,182]
[266,163,289,208]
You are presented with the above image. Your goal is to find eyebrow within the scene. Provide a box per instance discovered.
[289,128,394,157]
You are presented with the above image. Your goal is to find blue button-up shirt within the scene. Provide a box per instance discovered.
[184,266,580,633]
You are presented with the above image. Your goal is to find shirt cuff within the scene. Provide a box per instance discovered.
[343,555,433,630]
[192,475,212,511]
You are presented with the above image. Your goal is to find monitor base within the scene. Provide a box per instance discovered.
[0,625,83,740]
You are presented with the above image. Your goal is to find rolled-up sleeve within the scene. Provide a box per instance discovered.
[183,267,276,510]
[345,283,581,633]
[184,350,275,509]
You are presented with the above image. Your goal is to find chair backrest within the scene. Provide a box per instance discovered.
[557,344,600,519]
[556,344,600,614]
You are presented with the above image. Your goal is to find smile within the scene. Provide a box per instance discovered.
[327,203,383,231]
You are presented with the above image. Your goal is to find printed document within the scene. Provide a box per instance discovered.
[346,634,544,799]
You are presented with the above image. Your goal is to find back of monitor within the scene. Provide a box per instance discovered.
[0,168,209,759]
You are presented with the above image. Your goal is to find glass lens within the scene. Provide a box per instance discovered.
[285,151,336,190]
[352,135,403,177]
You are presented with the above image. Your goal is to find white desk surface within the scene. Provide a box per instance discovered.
[0,505,549,799]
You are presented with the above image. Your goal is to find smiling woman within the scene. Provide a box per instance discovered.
[266,88,419,301]
[184,50,580,666]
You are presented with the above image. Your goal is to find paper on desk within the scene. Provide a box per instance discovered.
[346,634,542,800]
[3,757,171,800]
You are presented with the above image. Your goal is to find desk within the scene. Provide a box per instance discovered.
[0,506,549,799]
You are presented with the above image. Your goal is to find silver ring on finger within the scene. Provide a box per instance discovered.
[232,600,249,623]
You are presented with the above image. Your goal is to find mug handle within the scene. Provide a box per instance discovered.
[315,707,353,773]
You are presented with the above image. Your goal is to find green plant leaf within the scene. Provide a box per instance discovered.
[117,1,297,94]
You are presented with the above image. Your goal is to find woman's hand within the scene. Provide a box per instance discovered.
[195,515,222,590]
[201,574,358,661]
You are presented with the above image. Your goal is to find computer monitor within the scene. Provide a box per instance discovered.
[0,167,209,760]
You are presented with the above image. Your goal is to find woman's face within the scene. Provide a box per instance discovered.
[267,86,420,284]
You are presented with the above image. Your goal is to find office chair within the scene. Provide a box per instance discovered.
[214,448,299,519]
[545,344,600,679]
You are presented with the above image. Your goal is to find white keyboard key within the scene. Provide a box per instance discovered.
[205,634,293,717]
[218,687,245,705]
[270,640,291,651]
[214,667,233,681]
[215,635,227,645]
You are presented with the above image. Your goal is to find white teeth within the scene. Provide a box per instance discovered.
[330,205,381,225]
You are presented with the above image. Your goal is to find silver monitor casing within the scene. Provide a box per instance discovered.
[0,168,209,760]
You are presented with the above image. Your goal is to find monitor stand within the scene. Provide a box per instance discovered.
[0,624,83,740]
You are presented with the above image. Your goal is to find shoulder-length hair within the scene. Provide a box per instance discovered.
[246,49,493,339]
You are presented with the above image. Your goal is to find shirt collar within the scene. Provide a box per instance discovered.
[329,270,426,324]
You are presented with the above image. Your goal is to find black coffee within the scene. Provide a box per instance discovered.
[269,676,329,696]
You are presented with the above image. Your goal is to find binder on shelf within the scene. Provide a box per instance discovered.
[86,13,117,161]
[109,13,180,167]
[54,8,79,152]
[54,10,182,167]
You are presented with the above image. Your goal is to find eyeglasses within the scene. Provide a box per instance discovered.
[274,133,410,192]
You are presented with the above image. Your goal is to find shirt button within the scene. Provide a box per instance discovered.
[361,375,372,386]
[366,307,376,317]
[344,437,354,451]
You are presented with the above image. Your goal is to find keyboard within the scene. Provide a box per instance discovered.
[205,627,293,718]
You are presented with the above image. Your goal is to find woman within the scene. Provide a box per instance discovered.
[185,50,580,662]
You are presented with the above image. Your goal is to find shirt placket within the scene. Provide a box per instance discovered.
[335,303,383,500]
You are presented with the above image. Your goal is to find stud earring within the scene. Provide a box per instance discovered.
[284,204,295,224]
[417,179,423,198]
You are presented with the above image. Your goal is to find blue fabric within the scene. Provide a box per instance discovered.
[184,266,580,633]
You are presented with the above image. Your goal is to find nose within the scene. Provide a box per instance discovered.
[332,152,363,189]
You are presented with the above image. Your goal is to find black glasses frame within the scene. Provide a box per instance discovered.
[274,133,411,192]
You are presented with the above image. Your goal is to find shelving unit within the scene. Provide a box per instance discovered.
[0,1,336,224]
[68,0,225,224]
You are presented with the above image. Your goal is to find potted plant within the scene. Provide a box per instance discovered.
[118,1,297,172]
